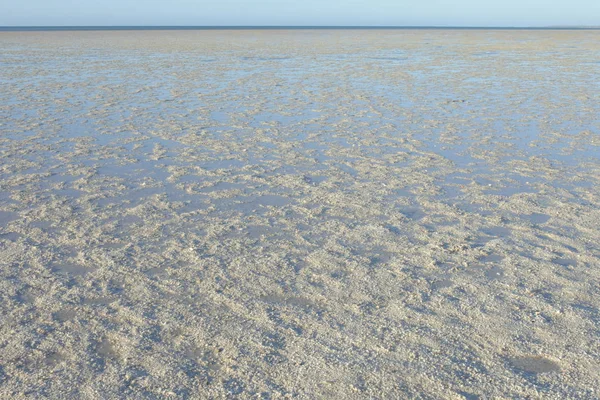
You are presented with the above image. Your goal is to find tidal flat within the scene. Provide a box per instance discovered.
[0,29,599,398]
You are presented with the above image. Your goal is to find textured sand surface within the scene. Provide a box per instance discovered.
[1,30,600,399]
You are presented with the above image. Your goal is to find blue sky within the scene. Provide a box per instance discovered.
[2,0,599,27]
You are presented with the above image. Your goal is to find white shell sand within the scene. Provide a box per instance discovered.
[1,29,599,398]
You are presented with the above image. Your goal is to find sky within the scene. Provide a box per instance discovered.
[1,0,599,27]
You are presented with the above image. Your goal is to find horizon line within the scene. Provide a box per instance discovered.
[2,25,600,31]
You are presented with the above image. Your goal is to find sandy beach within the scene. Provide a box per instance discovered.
[1,29,599,398]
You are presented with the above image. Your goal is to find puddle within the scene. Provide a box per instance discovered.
[145,266,168,277]
[210,111,230,123]
[119,215,143,227]
[481,226,511,238]
[0,211,18,227]
[368,57,408,62]
[202,159,247,170]
[44,351,65,367]
[401,207,425,221]
[431,278,454,290]
[479,254,505,263]
[0,232,22,241]
[485,184,538,197]
[97,338,119,360]
[198,181,247,193]
[553,258,577,267]
[52,262,97,276]
[510,355,561,374]
[54,308,77,322]
[485,266,505,280]
[523,213,551,224]
[473,51,500,57]
[302,175,328,185]
[215,194,292,214]
[259,294,319,310]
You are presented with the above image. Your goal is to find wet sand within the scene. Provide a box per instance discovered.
[1,30,600,398]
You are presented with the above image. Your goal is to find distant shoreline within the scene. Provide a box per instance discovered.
[1,26,600,32]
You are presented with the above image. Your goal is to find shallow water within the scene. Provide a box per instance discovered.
[1,30,600,398]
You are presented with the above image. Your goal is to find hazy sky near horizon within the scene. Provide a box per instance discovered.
[2,0,599,27]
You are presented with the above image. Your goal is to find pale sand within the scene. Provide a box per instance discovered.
[0,30,599,398]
